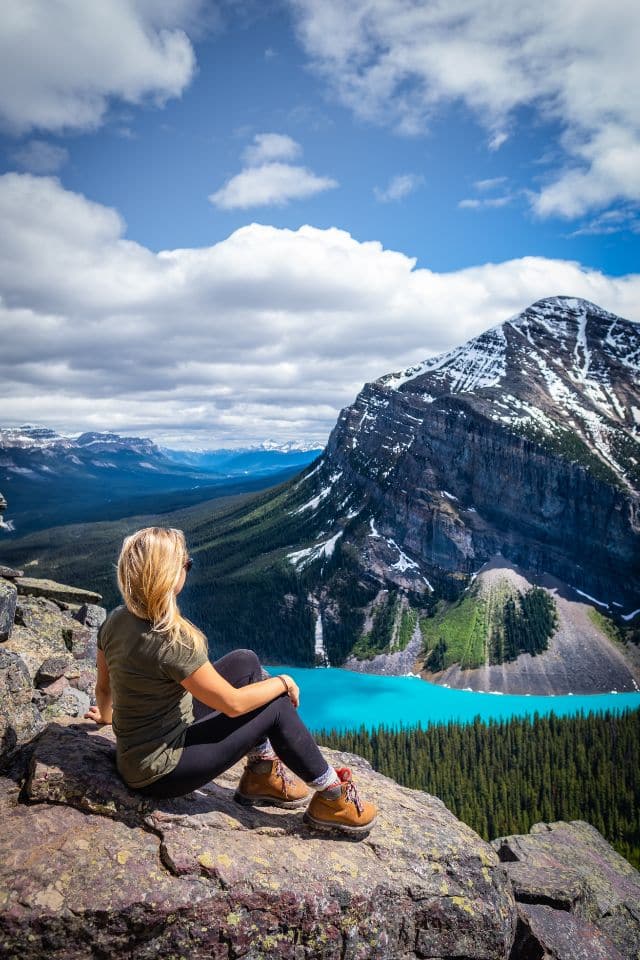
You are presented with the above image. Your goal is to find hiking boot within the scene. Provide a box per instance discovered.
[303,767,377,835]
[234,758,309,808]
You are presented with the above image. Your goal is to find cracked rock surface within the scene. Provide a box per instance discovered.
[494,820,640,959]
[2,718,517,959]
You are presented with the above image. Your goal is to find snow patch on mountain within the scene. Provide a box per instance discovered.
[287,531,343,569]
[381,323,508,393]
[292,470,343,514]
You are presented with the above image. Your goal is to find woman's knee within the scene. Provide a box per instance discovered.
[212,648,262,685]
[231,648,262,678]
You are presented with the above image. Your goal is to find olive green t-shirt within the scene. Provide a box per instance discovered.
[97,605,209,788]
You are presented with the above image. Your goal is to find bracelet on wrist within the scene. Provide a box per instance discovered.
[278,675,290,695]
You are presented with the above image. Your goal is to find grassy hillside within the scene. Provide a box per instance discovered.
[420,576,558,671]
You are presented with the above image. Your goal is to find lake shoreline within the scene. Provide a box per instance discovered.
[267,663,640,733]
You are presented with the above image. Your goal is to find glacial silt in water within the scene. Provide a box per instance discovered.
[270,665,640,732]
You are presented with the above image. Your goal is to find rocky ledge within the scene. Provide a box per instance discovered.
[1,571,639,959]
[0,566,105,757]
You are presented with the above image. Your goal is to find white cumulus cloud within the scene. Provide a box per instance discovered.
[242,132,302,165]
[209,133,338,209]
[1,173,639,447]
[289,0,640,219]
[0,0,202,134]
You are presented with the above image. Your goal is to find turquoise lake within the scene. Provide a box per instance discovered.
[270,665,640,732]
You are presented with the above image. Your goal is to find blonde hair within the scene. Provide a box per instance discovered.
[117,526,207,658]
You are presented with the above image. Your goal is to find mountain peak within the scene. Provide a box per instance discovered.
[372,297,639,490]
[516,295,616,319]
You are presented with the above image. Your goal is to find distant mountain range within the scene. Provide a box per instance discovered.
[162,443,323,474]
[0,426,322,534]
[3,297,639,693]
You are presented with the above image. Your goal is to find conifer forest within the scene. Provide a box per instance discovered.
[318,708,640,869]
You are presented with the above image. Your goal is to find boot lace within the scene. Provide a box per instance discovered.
[336,766,364,815]
[275,758,295,799]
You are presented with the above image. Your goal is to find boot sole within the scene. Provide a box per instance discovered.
[302,810,377,835]
[233,790,308,809]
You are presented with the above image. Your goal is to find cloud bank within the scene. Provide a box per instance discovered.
[1,173,639,447]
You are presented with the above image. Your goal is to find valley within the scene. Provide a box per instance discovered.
[2,296,639,695]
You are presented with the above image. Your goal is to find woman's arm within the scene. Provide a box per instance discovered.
[181,661,299,717]
[84,648,113,724]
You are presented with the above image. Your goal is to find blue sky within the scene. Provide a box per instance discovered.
[0,1,638,446]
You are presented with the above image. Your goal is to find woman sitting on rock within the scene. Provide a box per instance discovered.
[84,526,376,835]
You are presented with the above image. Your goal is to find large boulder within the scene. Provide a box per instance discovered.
[5,598,74,681]
[5,595,98,677]
[0,718,519,959]
[0,592,102,750]
[35,655,75,686]
[0,578,17,642]
[493,820,640,959]
[0,650,44,761]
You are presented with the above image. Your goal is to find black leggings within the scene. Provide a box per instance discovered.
[135,649,329,799]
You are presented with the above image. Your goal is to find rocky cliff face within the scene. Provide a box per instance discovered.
[1,571,639,959]
[316,296,639,606]
[269,297,640,683]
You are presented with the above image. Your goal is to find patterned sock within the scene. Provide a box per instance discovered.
[247,738,277,765]
[308,765,341,795]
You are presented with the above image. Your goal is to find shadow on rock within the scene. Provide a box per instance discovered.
[18,718,364,841]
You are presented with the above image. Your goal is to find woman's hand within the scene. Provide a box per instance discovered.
[280,674,300,708]
[183,663,300,717]
[84,705,106,724]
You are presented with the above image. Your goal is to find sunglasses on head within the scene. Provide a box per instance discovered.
[183,557,193,572]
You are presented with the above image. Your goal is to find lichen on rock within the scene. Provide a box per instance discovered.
[3,719,518,959]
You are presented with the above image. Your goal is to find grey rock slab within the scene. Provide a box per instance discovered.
[72,602,106,630]
[4,597,94,679]
[16,576,102,605]
[0,578,17,642]
[62,657,97,693]
[0,565,22,579]
[18,719,518,959]
[493,820,640,958]
[0,777,209,959]
[35,655,74,685]
[24,720,153,823]
[513,902,626,959]
[41,686,90,719]
[68,624,97,661]
[3,625,69,681]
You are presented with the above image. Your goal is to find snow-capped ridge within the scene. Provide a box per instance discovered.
[367,296,639,490]
[379,322,508,393]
